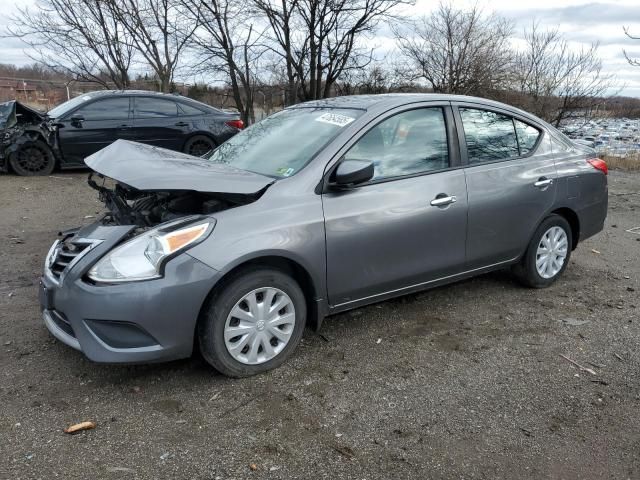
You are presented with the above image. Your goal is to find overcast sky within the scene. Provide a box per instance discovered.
[2,0,640,96]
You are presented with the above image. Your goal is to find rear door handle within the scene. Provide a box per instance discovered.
[430,195,457,207]
[534,177,553,188]
[174,122,189,127]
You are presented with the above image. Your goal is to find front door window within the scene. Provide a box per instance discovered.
[344,108,449,180]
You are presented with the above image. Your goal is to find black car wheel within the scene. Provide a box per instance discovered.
[184,135,216,157]
[10,140,56,176]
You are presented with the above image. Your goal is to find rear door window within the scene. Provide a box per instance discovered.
[134,97,179,118]
[459,108,519,164]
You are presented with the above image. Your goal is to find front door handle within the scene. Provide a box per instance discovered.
[174,122,189,127]
[430,195,457,207]
[534,177,553,188]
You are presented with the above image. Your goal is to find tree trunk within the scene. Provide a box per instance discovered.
[229,75,246,124]
[160,75,171,93]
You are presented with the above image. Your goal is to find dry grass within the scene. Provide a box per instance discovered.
[602,153,640,171]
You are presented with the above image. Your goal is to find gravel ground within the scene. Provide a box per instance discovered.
[0,170,638,480]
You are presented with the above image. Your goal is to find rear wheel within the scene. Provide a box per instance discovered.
[513,214,572,288]
[198,267,306,377]
[9,139,56,176]
[183,135,216,157]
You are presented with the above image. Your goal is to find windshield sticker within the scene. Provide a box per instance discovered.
[315,112,355,127]
[276,167,295,177]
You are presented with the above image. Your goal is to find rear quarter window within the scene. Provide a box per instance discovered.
[178,103,206,116]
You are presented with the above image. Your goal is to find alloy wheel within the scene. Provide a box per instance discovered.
[223,287,296,365]
[188,139,214,156]
[16,145,50,173]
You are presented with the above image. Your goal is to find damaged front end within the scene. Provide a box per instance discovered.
[87,172,265,227]
[0,100,57,173]
[84,139,275,228]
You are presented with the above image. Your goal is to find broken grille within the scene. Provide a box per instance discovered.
[48,236,91,281]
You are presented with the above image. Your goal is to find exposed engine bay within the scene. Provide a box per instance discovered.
[88,172,261,227]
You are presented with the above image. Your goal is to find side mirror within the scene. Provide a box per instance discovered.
[331,160,374,187]
[70,114,85,126]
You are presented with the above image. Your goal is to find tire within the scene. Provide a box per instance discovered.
[9,139,56,176]
[198,267,307,377]
[513,214,573,288]
[183,135,216,157]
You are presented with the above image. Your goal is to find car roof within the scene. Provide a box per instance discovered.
[289,93,452,110]
[292,93,545,126]
[79,89,222,112]
[82,90,187,99]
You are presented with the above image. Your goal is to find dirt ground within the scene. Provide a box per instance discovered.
[0,170,638,480]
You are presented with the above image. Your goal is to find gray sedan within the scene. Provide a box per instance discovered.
[39,94,608,377]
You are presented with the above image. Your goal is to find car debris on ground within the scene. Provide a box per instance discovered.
[63,421,97,434]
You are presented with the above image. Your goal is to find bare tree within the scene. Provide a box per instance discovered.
[394,3,513,96]
[5,0,134,89]
[182,0,265,124]
[253,0,300,105]
[336,60,390,95]
[113,0,200,92]
[255,0,409,104]
[512,23,615,126]
[623,26,640,67]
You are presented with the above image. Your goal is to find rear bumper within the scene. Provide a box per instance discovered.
[40,223,220,364]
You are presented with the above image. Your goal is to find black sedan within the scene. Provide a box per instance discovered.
[0,91,243,176]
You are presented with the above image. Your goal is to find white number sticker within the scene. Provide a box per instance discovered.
[315,112,355,127]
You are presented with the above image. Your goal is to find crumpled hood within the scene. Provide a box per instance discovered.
[0,100,46,131]
[84,139,274,194]
[0,101,17,132]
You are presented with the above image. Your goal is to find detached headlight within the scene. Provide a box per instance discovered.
[88,220,212,283]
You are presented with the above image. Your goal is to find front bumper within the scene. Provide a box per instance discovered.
[39,222,220,364]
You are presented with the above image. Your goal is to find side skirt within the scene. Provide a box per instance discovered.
[326,257,520,316]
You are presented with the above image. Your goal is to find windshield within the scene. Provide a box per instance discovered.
[205,107,363,178]
[48,94,94,118]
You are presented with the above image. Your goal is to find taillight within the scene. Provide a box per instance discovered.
[587,158,608,175]
[225,119,244,130]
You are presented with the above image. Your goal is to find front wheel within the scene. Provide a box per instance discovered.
[198,267,307,377]
[9,139,56,176]
[513,214,573,288]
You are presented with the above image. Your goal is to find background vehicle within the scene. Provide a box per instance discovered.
[1,91,243,176]
[40,94,608,377]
